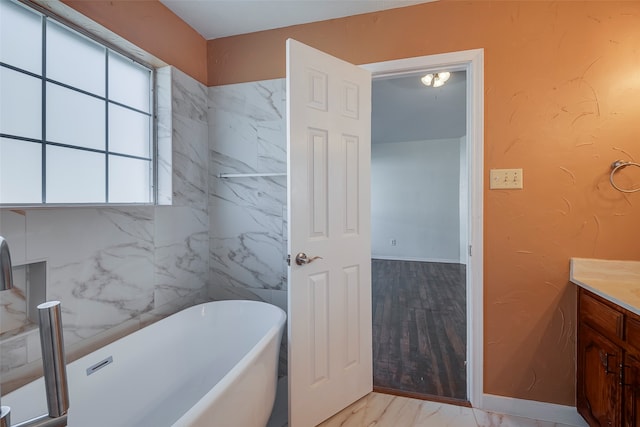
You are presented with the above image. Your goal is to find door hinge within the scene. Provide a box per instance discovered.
[468,245,472,257]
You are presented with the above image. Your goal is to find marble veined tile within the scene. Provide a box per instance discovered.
[209,110,260,170]
[24,207,156,346]
[207,280,269,302]
[209,79,284,122]
[0,334,27,373]
[208,79,285,172]
[210,180,285,235]
[473,410,579,427]
[25,207,154,261]
[210,198,285,290]
[209,231,285,290]
[171,67,209,209]
[210,170,286,217]
[156,66,173,205]
[155,206,208,246]
[257,119,286,173]
[319,392,477,427]
[158,66,210,209]
[172,113,209,209]
[172,67,208,123]
[154,206,209,303]
[0,266,28,335]
[0,209,27,265]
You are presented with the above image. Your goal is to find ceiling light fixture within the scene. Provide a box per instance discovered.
[421,71,451,88]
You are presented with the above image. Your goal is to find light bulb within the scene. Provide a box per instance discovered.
[433,78,445,88]
[438,72,451,83]
[421,74,434,86]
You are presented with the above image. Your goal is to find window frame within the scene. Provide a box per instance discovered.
[0,0,158,207]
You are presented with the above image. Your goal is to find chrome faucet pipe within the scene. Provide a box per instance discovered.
[0,236,13,291]
[37,302,69,419]
[11,414,67,427]
[3,302,71,427]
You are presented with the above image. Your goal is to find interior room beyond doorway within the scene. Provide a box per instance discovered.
[370,70,468,404]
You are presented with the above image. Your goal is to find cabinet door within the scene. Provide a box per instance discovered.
[578,324,622,427]
[623,354,640,427]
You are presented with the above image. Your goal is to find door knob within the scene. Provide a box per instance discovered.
[295,252,323,266]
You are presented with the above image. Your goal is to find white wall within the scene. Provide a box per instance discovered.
[371,138,462,263]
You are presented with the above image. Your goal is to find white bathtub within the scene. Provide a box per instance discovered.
[4,300,286,427]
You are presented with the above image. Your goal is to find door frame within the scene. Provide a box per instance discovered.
[362,48,484,407]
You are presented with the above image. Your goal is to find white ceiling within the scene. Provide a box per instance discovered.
[159,0,434,40]
[372,71,467,144]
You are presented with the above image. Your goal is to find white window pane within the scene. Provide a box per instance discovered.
[108,52,151,113]
[0,0,42,74]
[0,67,41,139]
[47,83,105,150]
[108,104,150,158]
[46,20,105,96]
[46,146,105,203]
[109,156,150,203]
[0,137,41,203]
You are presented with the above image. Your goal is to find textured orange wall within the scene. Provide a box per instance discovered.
[62,0,207,85]
[208,1,640,405]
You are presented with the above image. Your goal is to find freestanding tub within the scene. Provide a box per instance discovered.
[4,300,286,427]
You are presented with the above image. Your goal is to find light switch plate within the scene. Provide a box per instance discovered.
[490,168,523,189]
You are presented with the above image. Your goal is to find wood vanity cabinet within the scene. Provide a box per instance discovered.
[577,288,640,427]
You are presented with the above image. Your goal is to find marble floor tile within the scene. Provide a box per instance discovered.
[318,392,477,427]
[473,409,578,427]
[414,401,478,427]
[269,391,584,427]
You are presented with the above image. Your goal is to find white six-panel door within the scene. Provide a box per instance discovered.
[286,39,373,427]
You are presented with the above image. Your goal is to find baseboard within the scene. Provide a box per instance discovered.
[481,394,588,427]
[371,255,462,264]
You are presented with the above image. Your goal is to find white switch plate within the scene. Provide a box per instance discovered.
[490,168,523,189]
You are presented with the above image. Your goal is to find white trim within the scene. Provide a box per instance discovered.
[362,48,484,408]
[481,394,588,427]
[371,255,462,264]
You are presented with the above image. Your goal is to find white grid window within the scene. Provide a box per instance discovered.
[0,0,154,204]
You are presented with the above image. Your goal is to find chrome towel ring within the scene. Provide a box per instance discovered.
[610,160,640,193]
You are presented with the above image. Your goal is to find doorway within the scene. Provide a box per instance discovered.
[277,47,484,426]
[370,70,467,402]
[363,50,484,408]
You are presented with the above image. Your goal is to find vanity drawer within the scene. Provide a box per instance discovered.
[580,291,623,339]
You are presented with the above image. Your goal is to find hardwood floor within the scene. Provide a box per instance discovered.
[372,259,467,401]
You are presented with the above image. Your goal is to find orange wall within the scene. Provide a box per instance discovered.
[62,0,207,85]
[208,1,640,405]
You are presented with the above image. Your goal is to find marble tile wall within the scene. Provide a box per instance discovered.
[0,67,210,388]
[208,78,288,376]
[208,78,288,309]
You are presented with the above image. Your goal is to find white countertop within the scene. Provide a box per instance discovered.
[571,258,640,316]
